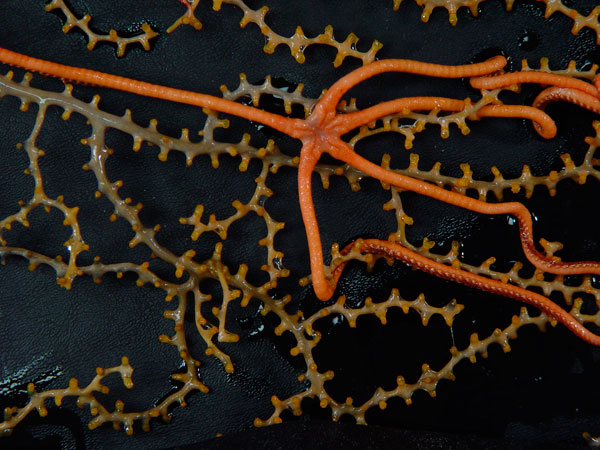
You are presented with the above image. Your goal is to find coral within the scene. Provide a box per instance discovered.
[169,0,382,65]
[2,358,137,434]
[394,0,600,42]
[45,0,158,57]
[1,0,600,448]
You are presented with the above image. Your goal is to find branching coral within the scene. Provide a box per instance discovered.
[45,0,158,57]
[169,0,382,66]
[1,0,600,448]
[394,0,600,42]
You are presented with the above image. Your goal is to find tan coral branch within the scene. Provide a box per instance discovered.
[45,0,158,57]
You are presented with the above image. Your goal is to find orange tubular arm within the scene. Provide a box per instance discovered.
[533,86,600,115]
[333,100,556,138]
[327,138,600,278]
[332,239,600,346]
[470,71,599,97]
[333,97,467,135]
[297,143,336,301]
[315,56,507,115]
[476,105,557,139]
[0,46,300,136]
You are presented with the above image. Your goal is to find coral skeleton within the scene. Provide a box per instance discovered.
[1,0,600,445]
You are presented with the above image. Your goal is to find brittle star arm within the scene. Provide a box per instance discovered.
[470,71,599,97]
[297,140,328,297]
[333,99,557,138]
[471,71,600,135]
[0,47,302,136]
[314,55,509,118]
[532,86,600,115]
[329,138,600,280]
[330,238,600,346]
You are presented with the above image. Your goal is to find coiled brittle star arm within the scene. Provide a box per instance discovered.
[472,70,600,135]
[533,87,600,116]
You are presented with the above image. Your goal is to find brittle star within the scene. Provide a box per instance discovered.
[1,46,600,345]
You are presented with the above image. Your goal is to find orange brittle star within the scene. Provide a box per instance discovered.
[1,46,600,345]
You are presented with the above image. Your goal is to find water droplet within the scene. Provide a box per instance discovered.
[249,323,264,337]
[518,30,538,51]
